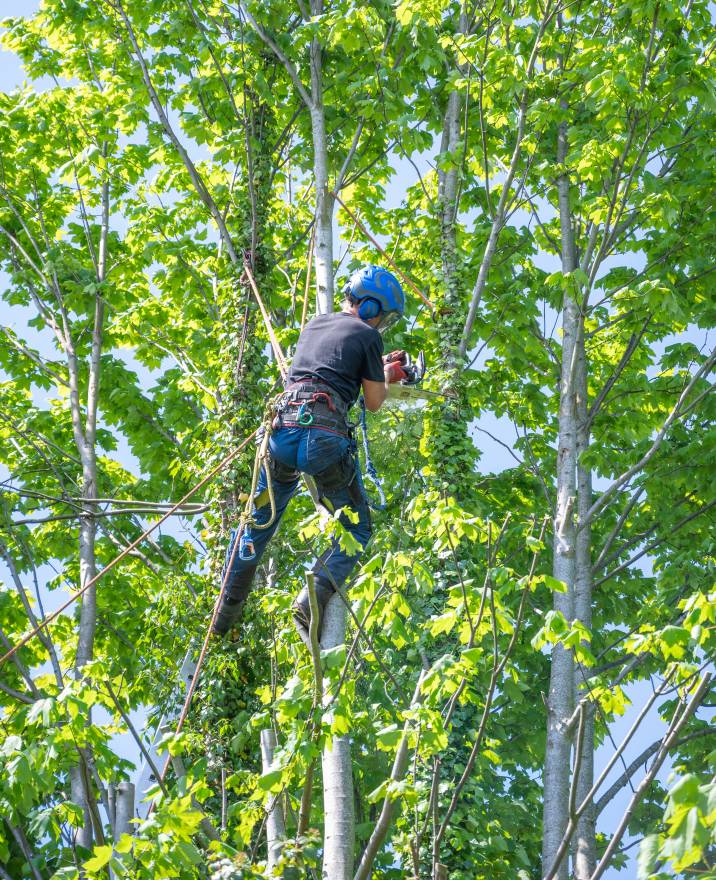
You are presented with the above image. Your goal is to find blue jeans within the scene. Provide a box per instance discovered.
[223,426,372,601]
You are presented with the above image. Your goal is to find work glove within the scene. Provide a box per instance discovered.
[384,361,409,383]
[383,350,407,366]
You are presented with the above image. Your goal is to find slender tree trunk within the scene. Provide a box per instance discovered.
[438,76,463,377]
[70,440,99,848]
[438,87,461,294]
[309,0,333,314]
[70,172,108,849]
[320,595,354,880]
[260,728,286,872]
[76,448,98,670]
[542,114,577,880]
[573,331,596,878]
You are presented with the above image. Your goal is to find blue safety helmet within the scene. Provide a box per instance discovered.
[343,265,404,333]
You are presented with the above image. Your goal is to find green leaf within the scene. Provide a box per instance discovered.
[257,768,283,792]
[84,844,113,872]
[376,724,403,750]
[637,834,660,879]
[461,647,482,666]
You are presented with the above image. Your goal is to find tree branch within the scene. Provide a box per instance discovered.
[584,349,716,525]
[589,674,712,880]
[594,727,715,817]
[237,3,313,108]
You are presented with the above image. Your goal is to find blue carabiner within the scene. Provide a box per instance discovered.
[296,401,314,426]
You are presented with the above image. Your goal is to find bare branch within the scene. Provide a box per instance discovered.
[584,349,716,525]
[586,318,651,428]
[593,497,716,587]
[0,325,68,387]
[590,674,712,880]
[237,3,313,108]
[591,485,646,571]
[594,727,715,817]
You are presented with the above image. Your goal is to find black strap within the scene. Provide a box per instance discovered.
[284,380,349,416]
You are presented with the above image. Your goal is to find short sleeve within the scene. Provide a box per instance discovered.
[361,330,385,383]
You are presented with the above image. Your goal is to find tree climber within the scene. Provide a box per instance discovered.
[213,265,409,643]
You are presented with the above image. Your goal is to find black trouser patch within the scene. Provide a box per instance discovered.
[268,453,300,484]
[314,450,356,496]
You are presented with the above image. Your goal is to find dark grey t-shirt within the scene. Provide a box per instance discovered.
[286,312,385,407]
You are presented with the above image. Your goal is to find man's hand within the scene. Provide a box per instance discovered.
[384,361,408,383]
[383,349,408,383]
[383,350,407,366]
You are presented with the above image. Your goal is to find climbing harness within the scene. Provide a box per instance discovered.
[358,396,387,511]
[295,402,314,426]
[278,380,352,436]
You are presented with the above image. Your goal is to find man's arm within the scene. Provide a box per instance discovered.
[362,350,410,411]
[362,377,389,412]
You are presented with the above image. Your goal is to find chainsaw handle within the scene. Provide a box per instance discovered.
[401,350,425,386]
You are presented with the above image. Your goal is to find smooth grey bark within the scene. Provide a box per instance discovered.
[308,0,333,315]
[68,169,108,851]
[542,114,578,880]
[260,728,286,873]
[354,672,425,880]
[321,595,354,880]
[114,782,135,841]
[573,333,596,879]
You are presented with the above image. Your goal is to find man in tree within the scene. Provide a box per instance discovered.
[213,265,407,642]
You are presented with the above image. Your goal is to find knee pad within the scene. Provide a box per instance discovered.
[268,452,300,485]
[314,451,356,496]
[225,563,258,605]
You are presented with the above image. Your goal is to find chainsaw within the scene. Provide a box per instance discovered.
[385,350,450,402]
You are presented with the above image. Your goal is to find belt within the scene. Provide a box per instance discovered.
[277,381,352,435]
[284,380,349,416]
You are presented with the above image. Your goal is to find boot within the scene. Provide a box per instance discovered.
[292,575,335,648]
[212,564,257,637]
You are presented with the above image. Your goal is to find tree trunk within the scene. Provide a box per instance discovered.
[320,595,354,880]
[437,74,463,377]
[114,782,135,841]
[542,115,577,880]
[573,329,596,878]
[311,105,333,315]
[70,173,108,850]
[260,729,286,873]
[309,0,333,315]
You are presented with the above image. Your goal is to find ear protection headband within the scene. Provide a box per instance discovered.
[357,297,381,320]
